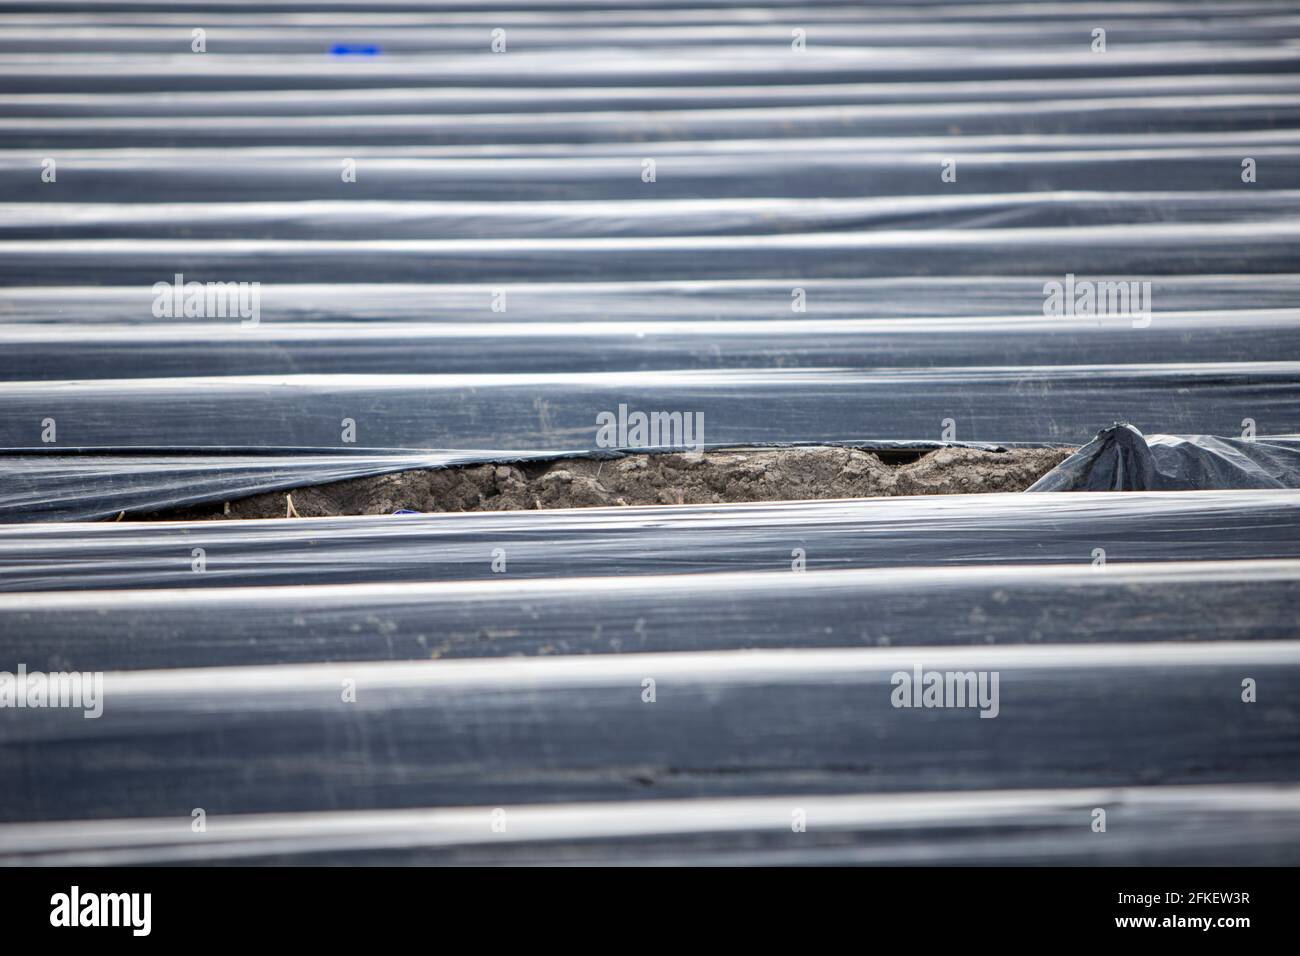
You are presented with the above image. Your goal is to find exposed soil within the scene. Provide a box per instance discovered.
[143,445,1074,520]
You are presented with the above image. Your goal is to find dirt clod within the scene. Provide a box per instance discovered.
[141,445,1074,520]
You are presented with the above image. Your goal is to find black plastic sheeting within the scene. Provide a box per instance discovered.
[1030,423,1300,491]
[4,0,1300,866]
[7,226,1300,285]
[12,277,1296,324]
[6,193,1300,242]
[3,558,1296,671]
[8,139,1300,203]
[6,785,1299,866]
[6,282,1300,381]
[6,367,1295,450]
[4,490,1299,593]
[3,641,1297,823]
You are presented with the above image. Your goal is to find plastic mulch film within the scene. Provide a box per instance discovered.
[4,0,1300,869]
[6,275,1300,323]
[2,283,1298,382]
[2,642,1297,823]
[8,139,1300,203]
[4,489,1299,592]
[6,226,1300,285]
[1,368,1294,450]
[1030,423,1300,491]
[2,785,1298,866]
[2,558,1296,671]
